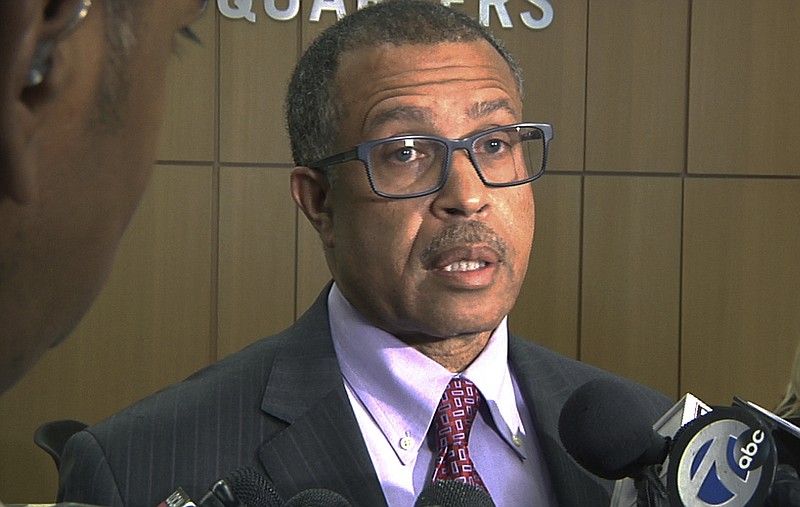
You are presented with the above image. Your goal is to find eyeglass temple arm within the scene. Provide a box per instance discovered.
[309,149,359,170]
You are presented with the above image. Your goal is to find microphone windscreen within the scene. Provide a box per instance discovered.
[414,480,496,506]
[767,464,800,506]
[558,377,668,480]
[283,488,351,507]
[224,466,283,507]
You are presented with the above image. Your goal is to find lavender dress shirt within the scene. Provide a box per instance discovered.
[327,284,557,506]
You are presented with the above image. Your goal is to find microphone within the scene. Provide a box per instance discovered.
[558,377,673,507]
[220,466,283,507]
[559,378,786,507]
[767,464,800,506]
[666,406,777,507]
[282,489,351,506]
[159,466,282,507]
[558,377,671,481]
[414,480,496,506]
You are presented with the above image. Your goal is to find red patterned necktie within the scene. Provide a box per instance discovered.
[432,377,487,491]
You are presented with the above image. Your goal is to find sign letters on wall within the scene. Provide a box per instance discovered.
[217,0,553,30]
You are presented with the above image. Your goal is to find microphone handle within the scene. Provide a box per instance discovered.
[633,465,669,507]
[199,480,242,507]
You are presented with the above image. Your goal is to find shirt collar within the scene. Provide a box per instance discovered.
[327,283,527,464]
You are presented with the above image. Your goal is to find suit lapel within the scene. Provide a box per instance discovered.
[508,336,612,505]
[256,287,387,506]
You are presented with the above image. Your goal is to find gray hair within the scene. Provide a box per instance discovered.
[284,0,524,168]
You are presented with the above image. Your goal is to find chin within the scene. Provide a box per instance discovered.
[428,300,508,327]
[422,315,503,340]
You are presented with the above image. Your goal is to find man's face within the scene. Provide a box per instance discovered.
[0,0,204,392]
[322,41,536,345]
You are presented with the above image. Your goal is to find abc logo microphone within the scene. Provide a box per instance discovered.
[559,378,782,507]
[667,406,777,507]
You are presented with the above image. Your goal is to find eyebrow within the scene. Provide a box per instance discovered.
[367,106,434,134]
[468,99,518,119]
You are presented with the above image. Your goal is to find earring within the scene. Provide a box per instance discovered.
[26,40,55,87]
[25,0,93,87]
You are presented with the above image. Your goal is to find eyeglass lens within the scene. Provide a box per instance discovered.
[366,125,545,197]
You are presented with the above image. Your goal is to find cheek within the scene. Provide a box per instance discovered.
[336,200,426,274]
[502,188,535,240]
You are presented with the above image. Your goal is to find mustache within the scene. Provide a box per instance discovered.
[420,220,509,265]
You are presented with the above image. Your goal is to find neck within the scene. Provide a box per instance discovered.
[401,331,492,373]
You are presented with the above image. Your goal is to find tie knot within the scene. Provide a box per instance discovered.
[435,377,481,442]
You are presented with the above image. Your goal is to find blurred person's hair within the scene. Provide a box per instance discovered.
[775,343,800,419]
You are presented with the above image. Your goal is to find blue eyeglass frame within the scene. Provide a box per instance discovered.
[308,122,554,199]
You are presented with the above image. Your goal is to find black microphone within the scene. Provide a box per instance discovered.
[222,466,283,507]
[282,489,351,506]
[767,463,800,506]
[558,377,671,480]
[666,406,777,507]
[414,480,496,506]
[729,399,800,507]
[159,466,282,507]
[209,468,353,507]
[558,377,671,507]
[559,377,785,507]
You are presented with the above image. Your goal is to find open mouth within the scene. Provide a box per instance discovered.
[420,221,508,275]
[429,245,500,272]
[441,260,488,272]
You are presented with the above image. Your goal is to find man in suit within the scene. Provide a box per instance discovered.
[0,0,207,394]
[59,1,673,505]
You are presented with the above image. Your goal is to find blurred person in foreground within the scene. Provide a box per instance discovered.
[0,0,207,394]
[58,1,673,505]
[776,343,800,423]
[771,341,800,506]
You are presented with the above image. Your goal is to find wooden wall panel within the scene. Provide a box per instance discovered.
[219,18,297,164]
[682,179,800,406]
[510,175,582,358]
[487,2,588,171]
[217,168,297,358]
[0,166,214,502]
[585,1,689,173]
[688,1,800,175]
[581,176,682,397]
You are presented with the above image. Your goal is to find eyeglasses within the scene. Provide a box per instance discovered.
[309,122,553,199]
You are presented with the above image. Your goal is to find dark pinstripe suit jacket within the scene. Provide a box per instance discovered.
[58,287,672,507]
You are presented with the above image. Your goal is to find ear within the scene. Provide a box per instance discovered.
[0,0,91,204]
[0,2,39,203]
[291,166,335,249]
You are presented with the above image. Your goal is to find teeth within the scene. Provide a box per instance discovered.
[442,260,486,272]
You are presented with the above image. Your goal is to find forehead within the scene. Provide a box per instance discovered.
[334,41,522,137]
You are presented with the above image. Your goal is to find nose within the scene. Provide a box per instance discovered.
[431,148,488,218]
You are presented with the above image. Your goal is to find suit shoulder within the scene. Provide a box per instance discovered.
[508,335,673,411]
[88,333,286,434]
